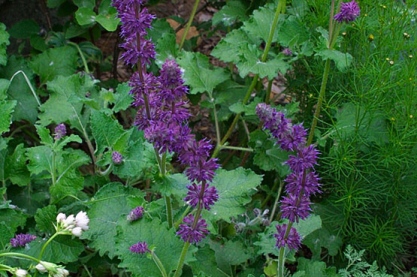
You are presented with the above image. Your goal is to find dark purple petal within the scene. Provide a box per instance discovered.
[127,206,144,221]
[112,151,123,164]
[130,241,149,254]
[274,224,301,250]
[280,195,311,223]
[176,214,208,244]
[184,184,219,210]
[54,123,67,140]
[334,0,360,23]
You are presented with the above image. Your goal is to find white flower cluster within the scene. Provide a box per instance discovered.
[56,211,89,237]
[35,261,69,277]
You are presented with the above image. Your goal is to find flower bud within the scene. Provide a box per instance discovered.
[56,213,66,223]
[71,227,83,237]
[15,269,28,277]
[35,263,47,273]
[75,211,89,231]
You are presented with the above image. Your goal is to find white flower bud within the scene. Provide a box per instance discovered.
[62,214,75,228]
[15,269,28,277]
[56,213,66,223]
[54,267,69,277]
[35,263,47,273]
[75,211,89,231]
[71,227,83,237]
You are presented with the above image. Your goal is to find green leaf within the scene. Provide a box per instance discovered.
[8,19,39,39]
[249,130,290,174]
[50,148,90,199]
[188,244,219,277]
[39,74,96,132]
[75,7,97,26]
[23,236,84,264]
[113,129,157,180]
[0,78,10,98]
[276,15,310,47]
[113,82,133,112]
[212,0,248,26]
[36,124,54,146]
[30,45,78,84]
[155,32,178,64]
[84,182,145,258]
[0,206,27,249]
[209,240,252,275]
[297,258,338,277]
[4,144,30,187]
[116,218,196,277]
[211,29,258,64]
[0,23,10,66]
[35,205,57,234]
[315,49,353,72]
[96,0,119,31]
[26,145,53,176]
[177,51,228,94]
[243,3,278,43]
[0,56,38,123]
[212,80,247,121]
[90,110,126,154]
[208,168,262,222]
[303,227,343,260]
[237,44,290,79]
[0,99,16,134]
[153,173,188,198]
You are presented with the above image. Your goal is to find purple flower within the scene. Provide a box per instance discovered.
[130,241,149,254]
[54,123,66,140]
[286,145,319,172]
[284,171,320,197]
[10,234,36,248]
[282,48,293,56]
[334,0,360,23]
[112,151,123,164]
[274,224,301,250]
[127,206,144,221]
[184,183,219,210]
[159,59,188,103]
[113,0,156,67]
[177,214,208,243]
[280,194,311,223]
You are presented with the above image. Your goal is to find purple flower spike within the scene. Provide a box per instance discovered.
[282,48,293,56]
[130,241,149,254]
[334,0,360,23]
[274,224,301,250]
[184,184,219,210]
[112,151,123,164]
[54,123,66,140]
[127,206,144,221]
[159,59,188,103]
[177,214,208,244]
[10,234,36,248]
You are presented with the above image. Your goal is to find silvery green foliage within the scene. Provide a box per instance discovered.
[338,245,393,277]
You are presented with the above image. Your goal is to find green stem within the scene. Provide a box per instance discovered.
[173,242,191,277]
[9,70,41,106]
[68,42,90,74]
[179,0,201,50]
[165,195,173,229]
[38,232,62,261]
[307,59,331,145]
[269,180,285,222]
[151,251,168,277]
[0,252,41,263]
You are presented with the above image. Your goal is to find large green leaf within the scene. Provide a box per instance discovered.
[315,49,353,72]
[0,56,38,123]
[209,240,251,275]
[0,206,27,249]
[4,144,30,187]
[0,100,16,134]
[177,51,228,94]
[30,46,78,84]
[212,0,248,26]
[83,182,145,258]
[116,218,195,277]
[242,3,279,43]
[38,74,96,132]
[207,168,262,222]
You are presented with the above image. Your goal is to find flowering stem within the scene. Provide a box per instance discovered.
[68,41,90,74]
[151,250,168,277]
[173,242,191,277]
[179,0,201,50]
[269,180,285,222]
[212,0,286,158]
